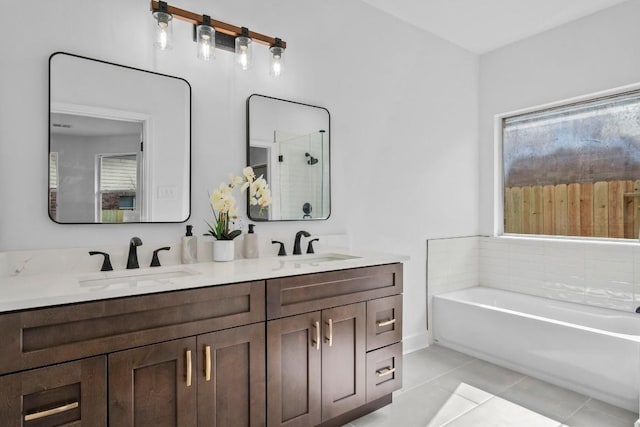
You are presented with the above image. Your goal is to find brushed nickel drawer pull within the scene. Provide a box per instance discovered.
[186,350,193,386]
[326,318,333,347]
[376,367,396,377]
[24,402,79,421]
[377,318,396,327]
[312,321,320,350]
[205,345,212,381]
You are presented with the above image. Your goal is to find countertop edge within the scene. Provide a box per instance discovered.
[0,251,409,313]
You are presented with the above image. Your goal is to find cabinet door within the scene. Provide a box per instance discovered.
[0,356,106,427]
[109,337,197,426]
[267,312,322,427]
[321,302,366,422]
[198,323,266,427]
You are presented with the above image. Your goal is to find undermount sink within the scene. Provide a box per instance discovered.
[275,253,361,265]
[78,266,199,288]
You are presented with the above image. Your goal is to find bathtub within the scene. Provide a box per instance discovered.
[433,286,640,412]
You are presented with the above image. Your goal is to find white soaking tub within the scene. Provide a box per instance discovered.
[433,286,640,412]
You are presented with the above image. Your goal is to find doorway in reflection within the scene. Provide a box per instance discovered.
[50,113,144,223]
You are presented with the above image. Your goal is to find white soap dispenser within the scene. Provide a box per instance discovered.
[243,224,259,259]
[181,225,197,264]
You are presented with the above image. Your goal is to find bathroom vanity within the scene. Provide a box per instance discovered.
[0,254,404,426]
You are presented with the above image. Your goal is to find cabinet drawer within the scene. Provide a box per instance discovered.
[366,342,402,403]
[0,356,106,427]
[0,281,265,375]
[366,295,402,351]
[267,263,403,319]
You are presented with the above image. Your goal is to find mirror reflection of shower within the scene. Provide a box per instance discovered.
[305,152,318,165]
[274,129,328,220]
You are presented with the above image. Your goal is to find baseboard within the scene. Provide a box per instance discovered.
[402,331,429,354]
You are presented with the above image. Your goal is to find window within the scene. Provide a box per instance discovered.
[98,154,138,223]
[502,89,640,240]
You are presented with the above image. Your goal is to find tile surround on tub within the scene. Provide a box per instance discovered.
[479,236,640,313]
[428,235,640,314]
[426,236,480,343]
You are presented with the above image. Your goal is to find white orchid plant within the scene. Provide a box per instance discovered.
[205,167,271,240]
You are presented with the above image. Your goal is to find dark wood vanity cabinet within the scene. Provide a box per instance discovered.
[109,323,266,427]
[0,263,402,427]
[197,323,266,426]
[266,303,367,427]
[266,263,403,427]
[109,337,198,426]
[0,280,265,427]
[0,356,107,427]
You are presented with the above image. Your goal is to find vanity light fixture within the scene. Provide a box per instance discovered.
[150,1,287,77]
[196,15,215,61]
[235,27,253,71]
[270,38,285,77]
[152,1,173,50]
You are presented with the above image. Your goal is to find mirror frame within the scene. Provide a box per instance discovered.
[246,93,331,222]
[48,52,192,224]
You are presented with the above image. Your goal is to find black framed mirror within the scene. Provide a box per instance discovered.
[49,52,191,224]
[247,94,330,221]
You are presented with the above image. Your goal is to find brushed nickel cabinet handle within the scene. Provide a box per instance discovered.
[377,318,396,327]
[326,318,333,347]
[186,350,193,387]
[205,345,212,382]
[376,367,396,377]
[312,321,320,350]
[24,402,79,421]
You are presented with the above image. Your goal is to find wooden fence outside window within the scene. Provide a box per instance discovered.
[504,180,640,239]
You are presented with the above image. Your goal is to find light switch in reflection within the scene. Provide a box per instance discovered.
[158,185,177,199]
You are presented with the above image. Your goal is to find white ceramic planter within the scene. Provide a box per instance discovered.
[213,240,234,262]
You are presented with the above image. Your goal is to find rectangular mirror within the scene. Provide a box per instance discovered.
[49,52,191,223]
[247,94,330,221]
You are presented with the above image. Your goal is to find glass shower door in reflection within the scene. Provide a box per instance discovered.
[277,130,328,220]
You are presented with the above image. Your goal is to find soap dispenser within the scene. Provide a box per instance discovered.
[181,225,197,264]
[243,224,259,259]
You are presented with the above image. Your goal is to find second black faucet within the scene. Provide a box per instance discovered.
[127,237,143,269]
[293,230,311,255]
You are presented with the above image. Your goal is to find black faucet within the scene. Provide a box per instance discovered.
[150,247,171,267]
[293,230,311,255]
[306,238,319,254]
[89,251,113,271]
[127,237,143,269]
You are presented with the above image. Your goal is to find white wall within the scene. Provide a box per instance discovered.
[479,0,640,235]
[0,0,479,349]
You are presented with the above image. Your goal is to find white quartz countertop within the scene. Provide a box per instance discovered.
[0,251,408,313]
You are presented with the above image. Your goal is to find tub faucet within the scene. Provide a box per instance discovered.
[293,230,310,255]
[127,237,143,269]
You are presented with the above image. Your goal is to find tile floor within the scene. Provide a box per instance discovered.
[346,345,638,427]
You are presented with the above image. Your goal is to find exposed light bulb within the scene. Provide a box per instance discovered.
[153,10,173,50]
[272,60,281,77]
[196,23,215,61]
[270,45,284,78]
[235,33,252,71]
[239,48,248,70]
[159,30,168,50]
